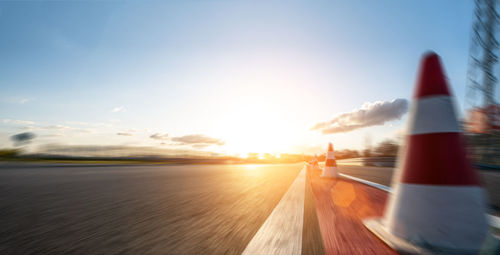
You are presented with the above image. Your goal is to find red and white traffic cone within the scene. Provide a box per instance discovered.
[321,143,338,178]
[313,154,322,171]
[364,52,491,254]
[309,156,319,171]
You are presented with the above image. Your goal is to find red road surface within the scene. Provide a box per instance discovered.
[308,168,396,254]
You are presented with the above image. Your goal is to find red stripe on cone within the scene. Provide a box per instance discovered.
[414,52,451,98]
[400,133,480,185]
[325,159,336,167]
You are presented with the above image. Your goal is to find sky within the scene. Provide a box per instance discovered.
[0,0,476,156]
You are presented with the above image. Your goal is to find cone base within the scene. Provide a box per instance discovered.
[363,218,491,255]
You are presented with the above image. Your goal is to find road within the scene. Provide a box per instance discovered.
[0,163,498,254]
[0,164,306,254]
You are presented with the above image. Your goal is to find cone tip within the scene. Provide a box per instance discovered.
[423,51,438,58]
[414,52,451,99]
[328,143,333,152]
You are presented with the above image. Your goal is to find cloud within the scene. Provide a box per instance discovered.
[42,125,90,133]
[65,121,89,126]
[10,132,36,146]
[117,132,133,136]
[65,121,113,128]
[19,98,31,104]
[111,106,125,113]
[16,123,92,133]
[150,133,169,140]
[43,133,64,138]
[3,119,36,125]
[191,144,211,149]
[171,134,225,146]
[312,98,408,134]
[45,125,71,130]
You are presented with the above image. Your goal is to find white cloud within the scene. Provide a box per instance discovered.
[43,133,65,138]
[45,125,71,130]
[2,119,35,125]
[171,134,225,146]
[16,123,92,133]
[111,106,125,113]
[150,133,169,140]
[117,132,133,136]
[18,98,31,104]
[312,98,408,134]
[65,121,89,126]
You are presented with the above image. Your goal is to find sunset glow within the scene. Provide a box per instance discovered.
[0,1,474,157]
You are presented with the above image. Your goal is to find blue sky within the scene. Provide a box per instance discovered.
[0,0,476,155]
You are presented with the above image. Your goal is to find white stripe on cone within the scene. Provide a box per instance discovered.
[407,96,461,135]
[321,144,338,178]
[327,151,335,158]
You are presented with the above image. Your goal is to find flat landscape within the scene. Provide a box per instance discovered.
[0,163,497,254]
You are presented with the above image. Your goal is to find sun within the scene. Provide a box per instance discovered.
[214,106,294,156]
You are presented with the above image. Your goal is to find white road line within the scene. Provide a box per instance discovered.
[340,173,500,230]
[242,167,306,255]
[339,173,392,193]
[488,214,500,230]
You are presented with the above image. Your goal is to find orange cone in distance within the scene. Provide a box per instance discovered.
[321,143,338,178]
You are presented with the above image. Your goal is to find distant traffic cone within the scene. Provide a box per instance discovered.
[364,52,491,254]
[312,155,320,170]
[321,143,338,177]
[313,157,321,170]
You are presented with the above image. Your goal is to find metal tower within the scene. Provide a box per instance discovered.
[466,0,499,110]
[465,0,500,168]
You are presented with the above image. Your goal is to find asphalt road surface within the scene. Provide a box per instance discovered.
[0,164,306,254]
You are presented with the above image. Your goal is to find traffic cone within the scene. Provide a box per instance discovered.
[312,155,320,171]
[314,160,320,170]
[364,52,491,254]
[321,143,338,177]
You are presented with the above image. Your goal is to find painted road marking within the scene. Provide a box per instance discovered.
[340,173,500,230]
[242,167,306,255]
[488,215,500,230]
[339,173,392,193]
